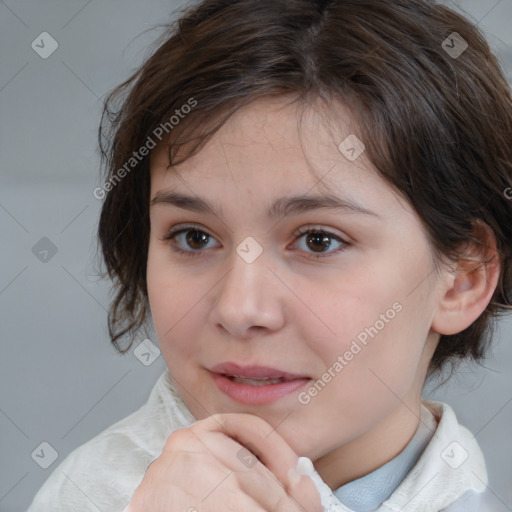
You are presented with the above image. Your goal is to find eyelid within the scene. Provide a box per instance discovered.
[163,223,216,241]
[163,223,348,240]
[294,225,349,242]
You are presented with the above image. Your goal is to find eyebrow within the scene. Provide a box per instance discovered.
[150,191,380,219]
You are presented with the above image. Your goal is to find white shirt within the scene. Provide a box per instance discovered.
[27,370,496,512]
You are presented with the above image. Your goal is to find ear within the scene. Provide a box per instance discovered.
[431,220,500,336]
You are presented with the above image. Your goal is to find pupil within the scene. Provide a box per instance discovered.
[186,230,208,249]
[308,233,330,252]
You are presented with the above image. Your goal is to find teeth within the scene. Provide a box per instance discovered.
[229,374,273,380]
[230,376,285,385]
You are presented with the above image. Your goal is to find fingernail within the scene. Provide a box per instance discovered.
[288,456,315,487]
[296,456,315,476]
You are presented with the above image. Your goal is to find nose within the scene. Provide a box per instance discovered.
[209,244,285,339]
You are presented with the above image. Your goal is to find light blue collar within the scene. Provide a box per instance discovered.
[332,404,438,512]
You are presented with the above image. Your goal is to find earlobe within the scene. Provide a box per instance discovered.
[431,221,500,336]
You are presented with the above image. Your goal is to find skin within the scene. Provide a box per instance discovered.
[145,95,499,493]
[128,412,324,511]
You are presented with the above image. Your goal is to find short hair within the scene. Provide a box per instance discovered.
[97,0,512,378]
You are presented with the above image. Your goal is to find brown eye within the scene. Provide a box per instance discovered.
[305,232,333,252]
[293,227,348,258]
[163,225,219,257]
[183,230,210,250]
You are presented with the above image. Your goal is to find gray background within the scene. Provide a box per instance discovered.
[0,1,511,511]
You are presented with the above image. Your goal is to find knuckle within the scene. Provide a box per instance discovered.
[164,426,195,450]
[207,412,240,429]
[168,426,192,442]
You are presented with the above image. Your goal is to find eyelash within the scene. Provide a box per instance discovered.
[162,224,349,259]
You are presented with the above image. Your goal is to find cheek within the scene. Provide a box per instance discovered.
[290,270,402,362]
[146,246,200,353]
[148,284,199,349]
[295,273,425,404]
[315,302,426,424]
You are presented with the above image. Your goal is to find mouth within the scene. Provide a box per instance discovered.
[209,362,312,404]
[223,375,297,385]
[211,361,310,380]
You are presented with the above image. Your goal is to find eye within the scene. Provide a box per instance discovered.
[162,224,219,257]
[162,224,349,259]
[292,227,348,258]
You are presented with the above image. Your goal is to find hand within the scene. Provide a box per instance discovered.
[125,412,323,512]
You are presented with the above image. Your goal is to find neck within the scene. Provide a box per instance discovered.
[313,400,422,490]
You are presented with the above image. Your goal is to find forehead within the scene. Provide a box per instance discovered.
[151,97,367,180]
[148,96,412,219]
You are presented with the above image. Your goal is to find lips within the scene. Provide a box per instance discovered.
[210,362,310,385]
[209,362,312,404]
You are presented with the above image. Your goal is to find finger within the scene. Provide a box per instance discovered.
[231,466,323,512]
[197,413,297,486]
[220,491,268,512]
[181,428,286,510]
[287,460,324,512]
[196,413,322,512]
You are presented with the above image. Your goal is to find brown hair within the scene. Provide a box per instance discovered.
[96,0,512,378]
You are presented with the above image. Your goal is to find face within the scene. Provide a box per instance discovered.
[147,96,446,487]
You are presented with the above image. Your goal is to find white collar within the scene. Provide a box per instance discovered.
[305,401,487,512]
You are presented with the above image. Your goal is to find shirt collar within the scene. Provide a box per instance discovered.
[332,404,438,512]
